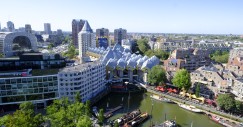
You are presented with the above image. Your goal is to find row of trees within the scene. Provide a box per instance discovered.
[210,50,229,63]
[216,94,243,114]
[136,39,169,60]
[148,65,191,91]
[0,92,105,127]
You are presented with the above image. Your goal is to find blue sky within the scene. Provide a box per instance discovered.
[0,0,243,34]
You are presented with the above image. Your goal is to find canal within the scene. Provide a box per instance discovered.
[95,92,222,127]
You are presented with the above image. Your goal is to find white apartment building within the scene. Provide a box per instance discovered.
[58,61,106,102]
[78,21,96,63]
[231,79,243,101]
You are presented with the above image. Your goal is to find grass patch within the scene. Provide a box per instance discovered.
[32,69,59,76]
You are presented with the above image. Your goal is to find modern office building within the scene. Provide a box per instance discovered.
[56,29,63,36]
[0,53,66,71]
[96,28,109,38]
[114,28,127,45]
[0,74,58,107]
[44,23,52,34]
[7,21,15,32]
[25,24,32,33]
[58,61,106,102]
[72,19,85,47]
[97,38,108,49]
[18,27,25,32]
[0,32,38,57]
[78,21,95,63]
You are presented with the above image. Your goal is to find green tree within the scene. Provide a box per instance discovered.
[195,83,200,97]
[0,102,44,127]
[234,100,243,114]
[137,39,149,54]
[47,97,73,127]
[114,121,119,127]
[63,43,76,59]
[75,91,81,103]
[154,49,169,60]
[0,53,4,58]
[98,108,104,125]
[76,116,92,127]
[62,35,72,44]
[172,69,191,91]
[145,50,155,57]
[48,43,54,49]
[147,65,166,85]
[210,50,229,63]
[216,94,235,112]
[85,100,92,117]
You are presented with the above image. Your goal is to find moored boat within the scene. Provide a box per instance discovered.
[130,112,149,126]
[154,120,177,127]
[178,104,202,113]
[208,114,237,127]
[150,94,175,103]
[112,109,141,126]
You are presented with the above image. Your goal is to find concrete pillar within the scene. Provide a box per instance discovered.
[128,70,133,82]
[41,61,44,69]
[109,70,113,80]
[119,70,123,78]
[143,72,148,83]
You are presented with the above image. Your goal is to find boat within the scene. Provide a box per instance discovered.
[154,120,177,127]
[129,112,149,126]
[178,104,202,113]
[150,94,175,103]
[104,105,123,118]
[208,114,220,123]
[113,109,141,126]
[208,114,236,127]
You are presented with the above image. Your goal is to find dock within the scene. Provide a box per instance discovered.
[104,105,123,118]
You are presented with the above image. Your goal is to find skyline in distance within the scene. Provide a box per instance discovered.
[0,0,243,34]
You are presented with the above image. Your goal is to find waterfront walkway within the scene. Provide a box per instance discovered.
[145,86,243,124]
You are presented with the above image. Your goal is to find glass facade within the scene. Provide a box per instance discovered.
[0,75,58,104]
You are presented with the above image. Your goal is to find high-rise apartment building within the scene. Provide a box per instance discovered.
[44,23,52,34]
[72,19,85,47]
[58,61,106,102]
[96,28,109,38]
[78,21,95,63]
[114,28,127,45]
[56,29,63,35]
[7,21,15,32]
[25,24,32,33]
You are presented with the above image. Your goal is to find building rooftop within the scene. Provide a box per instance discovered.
[80,20,93,33]
[59,61,102,73]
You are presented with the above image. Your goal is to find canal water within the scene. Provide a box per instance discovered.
[95,92,222,127]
